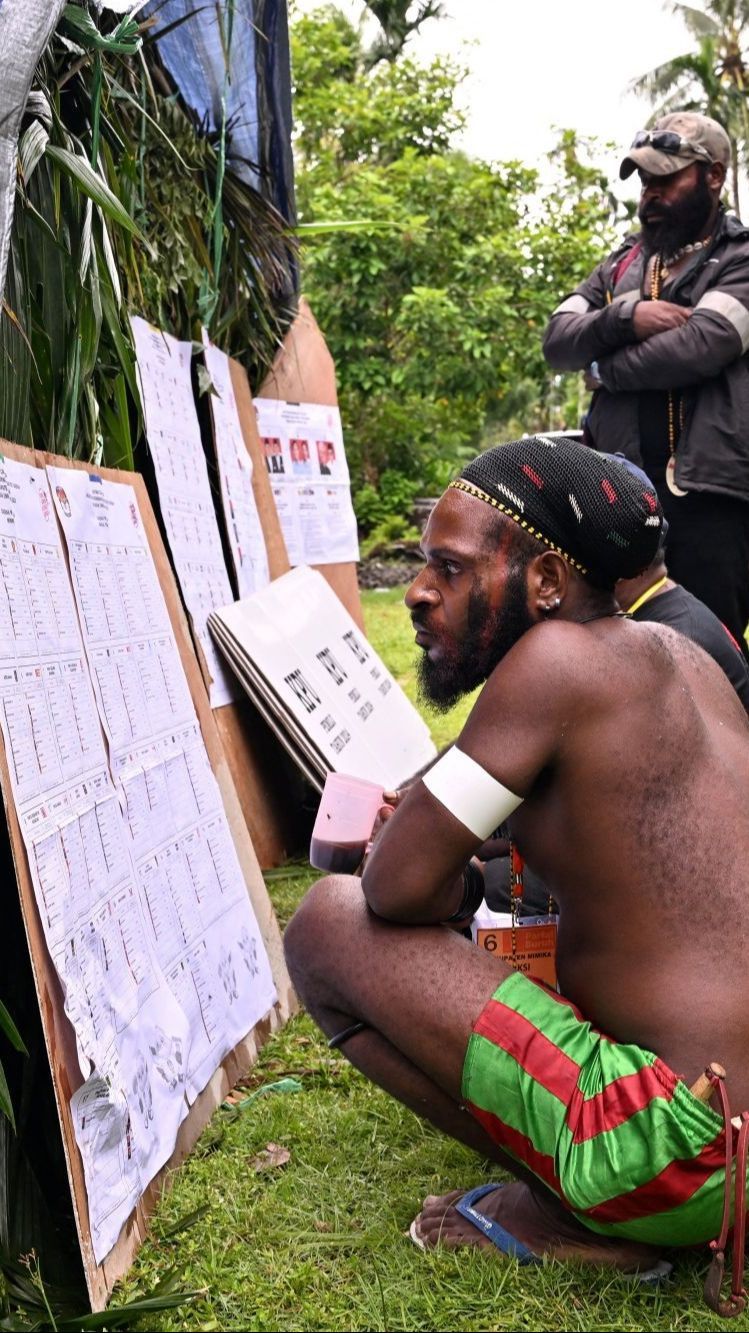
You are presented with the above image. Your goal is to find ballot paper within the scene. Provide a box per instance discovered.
[253,398,359,565]
[0,459,279,1264]
[209,566,435,789]
[0,458,185,1258]
[130,316,238,708]
[202,336,270,599]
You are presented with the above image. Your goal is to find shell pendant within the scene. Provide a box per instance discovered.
[666,456,688,497]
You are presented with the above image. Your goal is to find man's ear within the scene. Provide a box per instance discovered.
[709,160,727,197]
[528,551,569,616]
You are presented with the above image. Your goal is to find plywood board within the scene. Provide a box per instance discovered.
[0,439,294,1310]
[257,300,364,630]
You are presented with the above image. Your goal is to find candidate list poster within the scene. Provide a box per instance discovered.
[253,399,359,566]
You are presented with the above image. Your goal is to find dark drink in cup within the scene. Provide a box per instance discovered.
[309,773,385,874]
[309,837,366,874]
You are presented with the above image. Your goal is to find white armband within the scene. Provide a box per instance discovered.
[421,746,524,840]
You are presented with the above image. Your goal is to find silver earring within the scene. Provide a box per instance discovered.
[554,596,561,609]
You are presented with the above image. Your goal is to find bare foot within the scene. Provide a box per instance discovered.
[411,1182,664,1272]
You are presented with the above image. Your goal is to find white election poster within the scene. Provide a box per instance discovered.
[43,464,276,1262]
[129,315,238,708]
[202,335,270,599]
[253,398,359,565]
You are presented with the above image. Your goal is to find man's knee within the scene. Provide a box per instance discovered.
[284,874,365,989]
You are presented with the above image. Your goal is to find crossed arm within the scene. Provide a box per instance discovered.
[543,256,749,391]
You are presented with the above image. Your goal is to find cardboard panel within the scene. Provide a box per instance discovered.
[257,300,364,630]
[0,439,294,1309]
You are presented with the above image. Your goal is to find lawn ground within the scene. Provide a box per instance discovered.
[117,587,739,1331]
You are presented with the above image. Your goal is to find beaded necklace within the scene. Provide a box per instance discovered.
[508,842,555,959]
[659,232,712,280]
[648,240,710,496]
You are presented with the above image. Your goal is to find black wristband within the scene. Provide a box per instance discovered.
[443,861,485,923]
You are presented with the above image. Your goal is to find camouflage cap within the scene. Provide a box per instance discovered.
[620,111,730,180]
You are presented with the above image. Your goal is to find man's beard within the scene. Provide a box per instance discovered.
[639,169,713,258]
[416,565,534,712]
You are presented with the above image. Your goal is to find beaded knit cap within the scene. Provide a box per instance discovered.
[451,435,664,587]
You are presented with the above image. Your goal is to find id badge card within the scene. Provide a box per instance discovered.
[472,909,559,989]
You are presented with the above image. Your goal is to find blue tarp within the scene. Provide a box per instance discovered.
[143,0,294,221]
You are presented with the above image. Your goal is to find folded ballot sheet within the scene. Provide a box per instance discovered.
[209,567,436,790]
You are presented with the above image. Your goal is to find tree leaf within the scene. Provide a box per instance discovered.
[0,999,27,1055]
[0,1060,16,1131]
[60,4,141,55]
[250,1142,291,1173]
[19,122,49,184]
[45,145,142,238]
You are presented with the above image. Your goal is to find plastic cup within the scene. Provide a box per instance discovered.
[309,772,385,873]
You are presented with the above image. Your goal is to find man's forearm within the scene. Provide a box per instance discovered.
[598,309,743,392]
[543,293,640,371]
[362,858,485,926]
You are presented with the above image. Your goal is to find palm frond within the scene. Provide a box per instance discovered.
[669,2,721,39]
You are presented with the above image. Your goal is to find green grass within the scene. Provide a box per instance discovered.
[116,589,740,1331]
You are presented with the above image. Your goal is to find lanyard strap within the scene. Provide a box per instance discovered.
[624,575,668,616]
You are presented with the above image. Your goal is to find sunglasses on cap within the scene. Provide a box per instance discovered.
[630,129,712,161]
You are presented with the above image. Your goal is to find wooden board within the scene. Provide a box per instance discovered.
[0,439,295,1310]
[257,299,364,631]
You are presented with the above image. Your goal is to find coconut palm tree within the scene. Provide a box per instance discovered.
[631,1,749,214]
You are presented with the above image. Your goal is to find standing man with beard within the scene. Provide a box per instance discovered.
[543,112,749,655]
[285,438,749,1311]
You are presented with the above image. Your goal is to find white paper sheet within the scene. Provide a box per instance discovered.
[201,336,270,599]
[211,567,435,788]
[254,398,359,565]
[24,462,277,1261]
[70,1076,141,1265]
[129,316,238,708]
[48,464,276,1066]
[0,457,194,1260]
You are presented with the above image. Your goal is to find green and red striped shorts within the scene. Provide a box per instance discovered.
[462,972,730,1246]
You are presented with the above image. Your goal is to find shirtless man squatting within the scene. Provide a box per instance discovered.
[284,436,749,1308]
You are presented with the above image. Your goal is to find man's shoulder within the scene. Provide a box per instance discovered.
[487,618,632,703]
[721,212,749,243]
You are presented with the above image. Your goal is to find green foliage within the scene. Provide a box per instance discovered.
[354,468,419,532]
[359,515,420,557]
[293,7,621,511]
[0,1003,26,1133]
[292,8,464,170]
[1,3,294,464]
[0,1247,195,1329]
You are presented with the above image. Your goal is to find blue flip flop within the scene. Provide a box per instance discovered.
[411,1183,673,1283]
[454,1183,540,1264]
[409,1182,539,1264]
